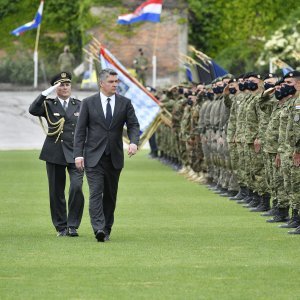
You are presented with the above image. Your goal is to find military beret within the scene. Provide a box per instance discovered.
[222,73,235,80]
[263,73,278,80]
[244,72,262,80]
[212,77,223,84]
[50,71,72,86]
[283,71,300,79]
[228,78,237,84]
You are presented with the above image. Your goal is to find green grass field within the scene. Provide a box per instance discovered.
[1,150,300,299]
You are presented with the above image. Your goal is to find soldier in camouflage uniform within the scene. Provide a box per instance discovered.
[258,77,282,215]
[281,71,300,233]
[238,73,266,209]
[199,85,215,183]
[223,78,242,197]
[58,45,75,74]
[189,84,206,182]
[232,74,253,201]
[208,78,224,188]
[178,88,193,174]
[133,48,148,86]
[215,74,235,195]
[266,78,295,223]
[172,86,187,170]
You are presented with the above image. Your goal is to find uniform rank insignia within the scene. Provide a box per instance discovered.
[294,114,300,122]
[74,112,79,117]
[53,113,60,116]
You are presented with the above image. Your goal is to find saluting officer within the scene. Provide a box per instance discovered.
[29,72,84,237]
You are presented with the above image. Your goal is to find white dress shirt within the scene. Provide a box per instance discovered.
[100,92,115,117]
[58,97,70,109]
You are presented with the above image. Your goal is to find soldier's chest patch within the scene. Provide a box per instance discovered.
[74,112,79,117]
[53,113,60,116]
[295,105,300,110]
[294,114,300,122]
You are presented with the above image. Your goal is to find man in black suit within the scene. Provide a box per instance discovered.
[74,68,140,242]
[29,72,84,237]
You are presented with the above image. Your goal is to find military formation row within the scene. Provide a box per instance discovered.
[153,70,300,235]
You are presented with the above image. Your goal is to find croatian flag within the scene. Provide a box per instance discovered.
[100,47,160,133]
[117,0,162,25]
[11,1,44,36]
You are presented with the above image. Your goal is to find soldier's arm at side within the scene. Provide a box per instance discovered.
[74,99,89,158]
[126,100,140,146]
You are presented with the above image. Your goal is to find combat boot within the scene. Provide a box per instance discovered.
[266,207,289,223]
[250,193,271,212]
[246,193,261,209]
[279,209,300,228]
[288,225,300,234]
[261,198,278,216]
[230,186,247,200]
[241,189,254,205]
[224,190,238,198]
[214,184,227,194]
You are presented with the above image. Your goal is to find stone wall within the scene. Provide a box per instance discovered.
[89,2,188,87]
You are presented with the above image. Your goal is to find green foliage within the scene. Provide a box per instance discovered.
[92,0,122,5]
[1,150,300,299]
[188,0,297,74]
[0,0,20,19]
[0,51,57,85]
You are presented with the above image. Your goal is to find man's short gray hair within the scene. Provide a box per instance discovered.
[99,68,118,82]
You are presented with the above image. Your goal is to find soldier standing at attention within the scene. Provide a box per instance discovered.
[133,48,148,86]
[29,72,84,237]
[281,71,300,234]
[58,45,75,74]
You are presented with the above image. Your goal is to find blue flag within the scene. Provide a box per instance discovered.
[11,1,44,36]
[211,60,228,78]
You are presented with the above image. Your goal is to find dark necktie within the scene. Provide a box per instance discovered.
[63,100,68,111]
[106,98,112,127]
[105,98,112,155]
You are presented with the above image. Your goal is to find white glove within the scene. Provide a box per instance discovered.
[42,83,60,96]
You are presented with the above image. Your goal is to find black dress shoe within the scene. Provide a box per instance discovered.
[57,228,68,237]
[95,230,106,242]
[67,227,79,237]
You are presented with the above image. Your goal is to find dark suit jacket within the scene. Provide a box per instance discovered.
[74,93,140,169]
[29,94,81,165]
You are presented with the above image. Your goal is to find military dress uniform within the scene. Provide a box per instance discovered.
[29,72,84,236]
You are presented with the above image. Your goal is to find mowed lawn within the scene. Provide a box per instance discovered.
[0,150,300,300]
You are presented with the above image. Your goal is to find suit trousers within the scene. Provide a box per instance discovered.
[46,162,84,231]
[85,154,121,235]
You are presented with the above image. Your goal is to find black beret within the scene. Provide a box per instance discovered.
[50,71,72,86]
[222,73,235,80]
[283,71,300,79]
[245,72,262,80]
[263,73,278,80]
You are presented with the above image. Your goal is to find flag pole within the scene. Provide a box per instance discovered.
[152,23,159,88]
[33,23,41,88]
